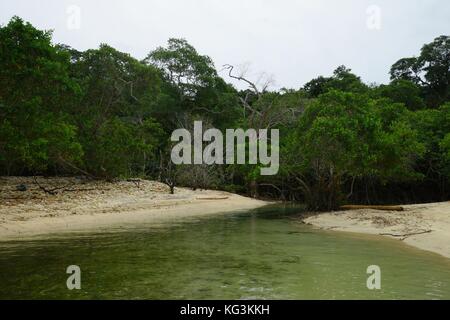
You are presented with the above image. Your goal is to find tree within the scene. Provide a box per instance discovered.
[303,66,368,98]
[1,16,448,206]
[146,39,241,129]
[374,79,426,111]
[86,117,163,179]
[285,90,424,210]
[303,76,331,98]
[223,65,306,198]
[66,44,164,177]
[390,35,450,107]
[406,102,450,198]
[0,17,82,175]
[441,133,450,177]
[145,38,217,99]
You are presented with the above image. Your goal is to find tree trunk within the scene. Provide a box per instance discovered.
[249,180,259,198]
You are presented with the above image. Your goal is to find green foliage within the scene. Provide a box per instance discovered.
[440,134,450,158]
[303,66,368,98]
[0,18,165,178]
[65,44,166,178]
[86,118,163,178]
[285,91,424,209]
[0,17,82,174]
[0,104,83,174]
[145,38,241,129]
[0,16,449,206]
[374,80,426,110]
[407,103,450,180]
[146,38,217,98]
[390,35,450,107]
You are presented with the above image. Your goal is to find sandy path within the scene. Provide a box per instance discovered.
[0,177,269,240]
[304,202,450,258]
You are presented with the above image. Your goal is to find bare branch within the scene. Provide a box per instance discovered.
[33,176,74,195]
[223,64,261,98]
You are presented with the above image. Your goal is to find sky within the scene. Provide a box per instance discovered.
[1,0,449,90]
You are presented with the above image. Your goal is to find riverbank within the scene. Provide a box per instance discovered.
[304,202,450,258]
[0,177,269,240]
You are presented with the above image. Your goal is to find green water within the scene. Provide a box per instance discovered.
[0,205,449,300]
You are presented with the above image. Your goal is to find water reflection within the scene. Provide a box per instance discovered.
[0,205,449,300]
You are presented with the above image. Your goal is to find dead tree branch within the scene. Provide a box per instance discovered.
[32,176,74,195]
[223,64,261,98]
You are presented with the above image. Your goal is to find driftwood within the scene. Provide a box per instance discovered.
[197,196,229,200]
[340,205,404,211]
[33,176,74,195]
[379,230,432,240]
[32,177,99,195]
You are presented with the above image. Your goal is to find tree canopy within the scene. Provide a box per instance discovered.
[0,17,449,209]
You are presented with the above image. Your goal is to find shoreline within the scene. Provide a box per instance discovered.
[0,177,269,240]
[303,202,450,259]
[2,176,449,260]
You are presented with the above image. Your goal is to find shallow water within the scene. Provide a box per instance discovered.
[0,205,449,300]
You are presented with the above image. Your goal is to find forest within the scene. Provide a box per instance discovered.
[1,16,449,210]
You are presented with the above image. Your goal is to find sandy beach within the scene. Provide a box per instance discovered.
[304,202,450,259]
[0,177,269,240]
[2,176,449,260]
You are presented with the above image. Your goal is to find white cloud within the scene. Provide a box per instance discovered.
[1,0,449,89]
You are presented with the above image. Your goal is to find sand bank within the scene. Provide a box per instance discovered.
[304,202,450,258]
[0,177,269,240]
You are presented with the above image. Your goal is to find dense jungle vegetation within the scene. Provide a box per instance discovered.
[1,17,449,210]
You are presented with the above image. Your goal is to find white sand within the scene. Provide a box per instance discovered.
[304,202,450,258]
[0,177,269,240]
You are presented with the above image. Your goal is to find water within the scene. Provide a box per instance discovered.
[0,205,449,300]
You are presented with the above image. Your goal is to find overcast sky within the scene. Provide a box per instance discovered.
[1,0,449,90]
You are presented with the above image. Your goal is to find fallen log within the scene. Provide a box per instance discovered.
[196,197,229,200]
[340,205,404,211]
[379,230,432,240]
[379,230,432,237]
